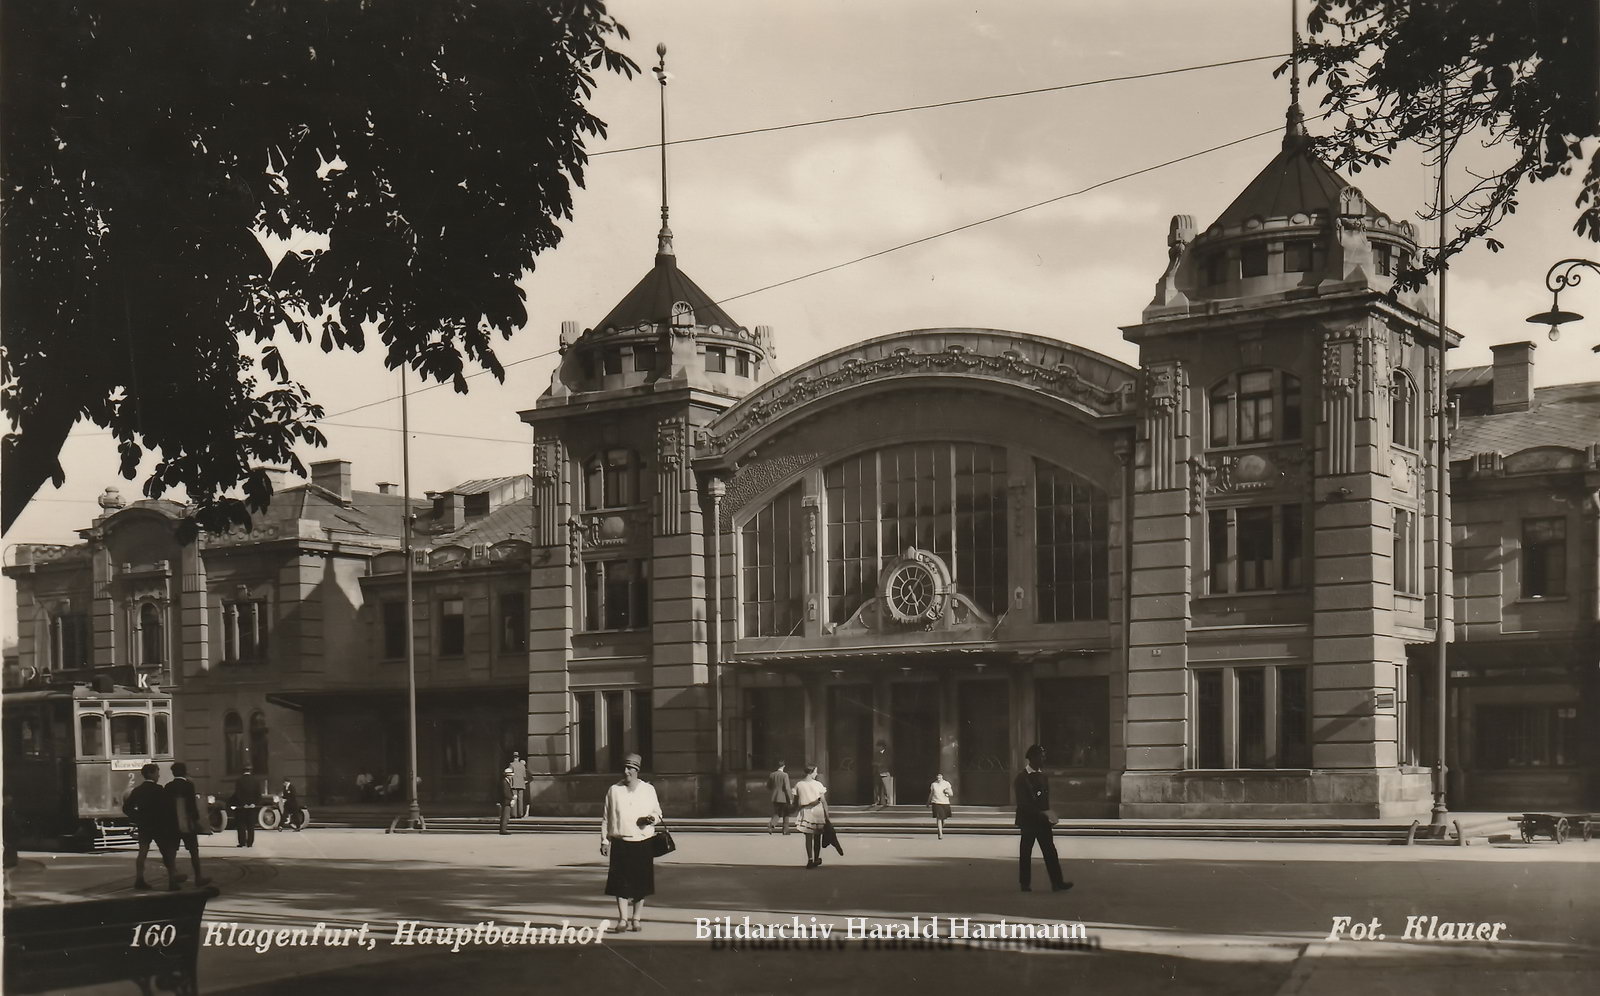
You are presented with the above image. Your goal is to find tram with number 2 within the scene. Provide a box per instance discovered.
[3,680,175,849]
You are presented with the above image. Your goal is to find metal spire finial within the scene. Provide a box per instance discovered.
[1285,0,1308,147]
[652,42,673,260]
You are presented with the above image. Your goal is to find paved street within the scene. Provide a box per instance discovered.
[9,828,1598,995]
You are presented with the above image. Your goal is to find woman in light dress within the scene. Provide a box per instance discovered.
[793,765,829,868]
[928,772,954,839]
[599,753,662,932]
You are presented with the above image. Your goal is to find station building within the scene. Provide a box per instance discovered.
[7,108,1596,818]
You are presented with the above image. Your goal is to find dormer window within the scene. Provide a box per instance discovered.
[1283,239,1319,273]
[1201,251,1229,286]
[671,301,695,329]
[1209,370,1301,447]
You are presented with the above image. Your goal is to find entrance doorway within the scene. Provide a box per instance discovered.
[891,683,939,802]
[826,686,874,804]
[958,680,1011,804]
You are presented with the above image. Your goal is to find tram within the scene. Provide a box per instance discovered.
[3,681,175,849]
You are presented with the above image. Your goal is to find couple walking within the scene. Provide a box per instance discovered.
[122,762,213,892]
[765,761,835,868]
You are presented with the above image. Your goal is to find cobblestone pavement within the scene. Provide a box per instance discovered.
[8,827,1597,995]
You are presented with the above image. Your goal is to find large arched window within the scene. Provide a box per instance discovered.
[824,442,1008,623]
[250,711,269,778]
[139,603,164,666]
[1209,370,1301,447]
[1034,460,1110,621]
[741,483,806,637]
[1391,371,1418,449]
[224,711,244,775]
[583,448,639,510]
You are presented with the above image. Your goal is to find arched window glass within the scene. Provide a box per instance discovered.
[1208,370,1301,447]
[154,713,171,756]
[111,714,149,755]
[79,714,106,757]
[1034,460,1110,621]
[224,711,244,776]
[139,603,164,665]
[823,442,1008,624]
[249,711,269,778]
[1391,371,1417,449]
[741,483,806,637]
[583,449,639,510]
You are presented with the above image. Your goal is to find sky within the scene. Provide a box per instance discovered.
[5,0,1597,640]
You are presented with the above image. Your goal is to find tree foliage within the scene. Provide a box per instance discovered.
[1,0,637,534]
[1299,0,1598,275]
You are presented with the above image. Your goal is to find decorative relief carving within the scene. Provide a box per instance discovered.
[656,419,686,471]
[1203,445,1312,500]
[1139,360,1189,493]
[832,547,994,636]
[719,452,823,528]
[532,437,562,485]
[698,341,1134,457]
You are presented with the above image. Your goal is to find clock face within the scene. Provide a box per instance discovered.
[884,560,941,623]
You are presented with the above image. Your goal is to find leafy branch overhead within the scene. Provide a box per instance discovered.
[1295,0,1598,284]
[1,0,638,535]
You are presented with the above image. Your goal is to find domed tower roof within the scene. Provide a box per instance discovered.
[1140,88,1430,324]
[538,43,777,404]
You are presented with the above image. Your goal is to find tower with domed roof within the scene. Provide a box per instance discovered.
[1116,53,1456,818]
[518,44,776,804]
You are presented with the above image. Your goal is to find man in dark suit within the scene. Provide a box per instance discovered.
[164,762,212,887]
[1014,744,1072,893]
[124,763,179,890]
[233,765,264,848]
[498,767,516,835]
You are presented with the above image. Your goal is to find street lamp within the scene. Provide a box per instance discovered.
[1526,258,1600,352]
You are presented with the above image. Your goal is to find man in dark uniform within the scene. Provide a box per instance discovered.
[164,762,212,888]
[233,765,264,848]
[124,763,179,890]
[498,766,517,834]
[1015,744,1072,893]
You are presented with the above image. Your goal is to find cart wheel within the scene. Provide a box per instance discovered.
[258,807,282,831]
[1520,822,1534,844]
[209,808,229,834]
[1555,818,1569,844]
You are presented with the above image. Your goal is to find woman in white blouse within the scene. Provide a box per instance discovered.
[792,765,829,868]
[599,753,662,932]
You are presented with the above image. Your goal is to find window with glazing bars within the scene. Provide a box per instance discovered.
[741,483,806,637]
[1035,459,1109,621]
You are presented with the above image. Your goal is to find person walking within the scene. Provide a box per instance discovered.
[164,762,212,888]
[793,765,829,869]
[766,761,792,835]
[599,753,661,933]
[124,763,180,890]
[928,772,954,840]
[510,752,529,818]
[233,765,263,848]
[498,766,516,835]
[1015,744,1071,893]
[872,741,895,808]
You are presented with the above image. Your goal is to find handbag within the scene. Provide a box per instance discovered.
[1040,809,1060,827]
[650,824,676,857]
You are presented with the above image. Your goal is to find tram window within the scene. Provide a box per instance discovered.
[80,714,106,757]
[112,715,150,756]
[155,713,171,755]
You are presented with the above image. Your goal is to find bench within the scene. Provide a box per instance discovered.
[4,886,219,995]
[1509,813,1598,844]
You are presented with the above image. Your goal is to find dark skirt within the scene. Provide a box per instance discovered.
[604,837,656,900]
[930,803,952,820]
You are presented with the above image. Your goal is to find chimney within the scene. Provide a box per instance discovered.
[1490,341,1536,413]
[376,482,396,495]
[310,459,353,502]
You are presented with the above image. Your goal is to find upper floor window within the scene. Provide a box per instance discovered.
[1240,242,1268,278]
[499,591,528,652]
[1394,507,1421,595]
[1209,369,1301,447]
[439,597,466,656]
[1035,460,1109,622]
[1521,517,1567,598]
[1208,504,1304,594]
[582,558,650,631]
[705,346,728,374]
[381,601,407,660]
[50,611,90,670]
[584,448,639,511]
[1391,371,1418,449]
[138,603,165,666]
[1201,251,1229,285]
[632,344,657,371]
[741,483,806,638]
[222,600,268,664]
[1375,242,1396,276]
[602,348,623,376]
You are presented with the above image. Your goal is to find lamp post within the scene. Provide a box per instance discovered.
[389,366,425,833]
[1526,258,1600,350]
